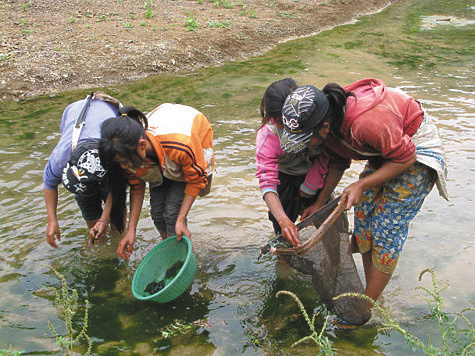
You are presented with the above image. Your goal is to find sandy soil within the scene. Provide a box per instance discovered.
[0,0,395,101]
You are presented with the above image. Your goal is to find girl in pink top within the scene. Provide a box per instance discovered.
[255,79,328,246]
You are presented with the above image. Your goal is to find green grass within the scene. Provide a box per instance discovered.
[144,0,154,19]
[214,0,234,9]
[20,0,32,10]
[206,19,231,28]
[185,16,199,31]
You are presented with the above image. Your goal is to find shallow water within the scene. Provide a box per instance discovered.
[0,0,474,354]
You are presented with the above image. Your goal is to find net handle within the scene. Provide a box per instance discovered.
[276,195,348,256]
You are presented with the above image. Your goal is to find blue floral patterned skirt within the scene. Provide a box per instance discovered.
[353,162,436,274]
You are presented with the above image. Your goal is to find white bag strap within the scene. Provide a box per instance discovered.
[71,92,94,152]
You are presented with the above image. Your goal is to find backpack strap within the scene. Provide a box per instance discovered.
[71,92,94,152]
[70,91,122,152]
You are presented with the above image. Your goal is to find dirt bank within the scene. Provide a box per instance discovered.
[0,0,395,101]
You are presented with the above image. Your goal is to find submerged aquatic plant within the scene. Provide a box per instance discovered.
[47,267,92,356]
[276,291,336,356]
[414,268,475,355]
[278,268,474,355]
[334,268,475,355]
[160,319,210,338]
[0,346,24,355]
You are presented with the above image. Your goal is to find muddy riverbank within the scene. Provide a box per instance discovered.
[0,0,395,100]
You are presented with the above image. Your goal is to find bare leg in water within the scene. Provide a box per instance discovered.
[362,250,392,305]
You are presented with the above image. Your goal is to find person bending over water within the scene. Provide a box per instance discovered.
[279,79,448,325]
[43,92,121,247]
[99,103,214,260]
[255,78,329,246]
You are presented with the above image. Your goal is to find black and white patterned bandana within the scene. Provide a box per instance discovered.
[280,85,330,154]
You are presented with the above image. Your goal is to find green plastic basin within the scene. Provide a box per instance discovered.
[132,235,197,303]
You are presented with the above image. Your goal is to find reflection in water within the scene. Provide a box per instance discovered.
[0,0,474,354]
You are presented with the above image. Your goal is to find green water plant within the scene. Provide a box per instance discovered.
[47,267,92,356]
[0,346,24,355]
[276,291,336,355]
[160,319,209,338]
[334,268,475,355]
[160,320,193,338]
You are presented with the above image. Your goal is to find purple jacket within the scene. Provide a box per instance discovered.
[43,99,119,190]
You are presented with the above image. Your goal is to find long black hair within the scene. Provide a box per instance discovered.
[260,78,298,126]
[321,82,355,137]
[99,106,148,232]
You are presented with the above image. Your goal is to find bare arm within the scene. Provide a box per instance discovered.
[175,194,196,239]
[44,187,60,248]
[117,188,145,260]
[343,155,417,208]
[88,193,113,244]
[263,191,300,246]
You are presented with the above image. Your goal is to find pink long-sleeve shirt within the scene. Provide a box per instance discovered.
[255,122,328,197]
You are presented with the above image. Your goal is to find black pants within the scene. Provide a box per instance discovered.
[268,171,319,234]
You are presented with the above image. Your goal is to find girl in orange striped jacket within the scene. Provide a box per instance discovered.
[100,103,214,260]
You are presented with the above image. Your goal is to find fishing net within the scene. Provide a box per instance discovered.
[261,197,371,325]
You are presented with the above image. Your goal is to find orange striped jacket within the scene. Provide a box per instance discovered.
[142,103,214,197]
